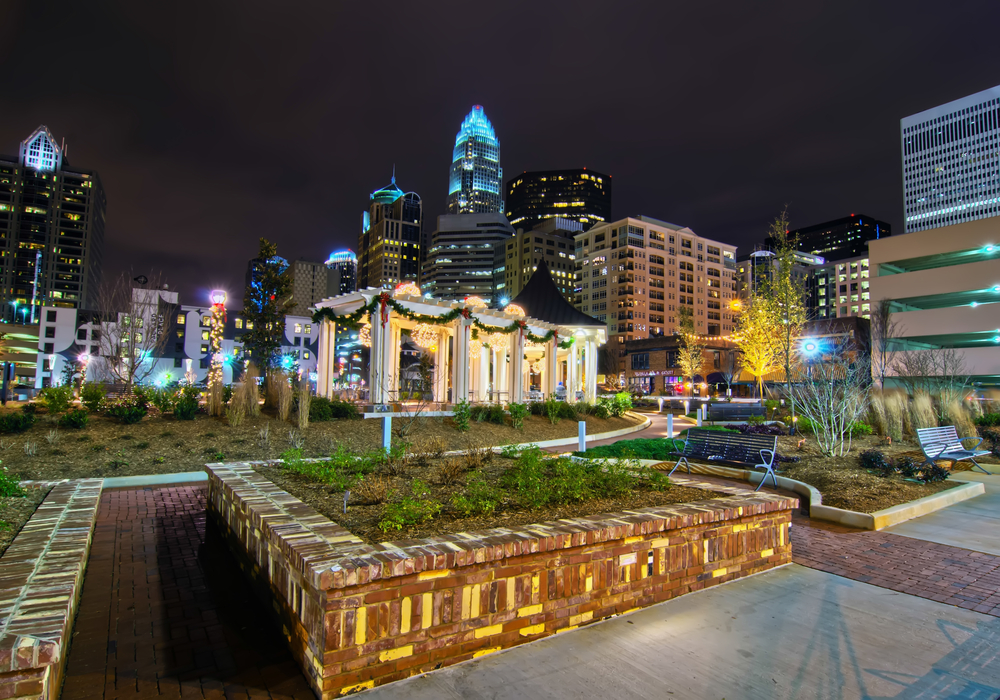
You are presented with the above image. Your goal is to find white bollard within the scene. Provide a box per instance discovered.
[658,397,663,413]
[383,415,392,454]
[578,420,586,452]
[697,409,703,427]
[666,413,674,437]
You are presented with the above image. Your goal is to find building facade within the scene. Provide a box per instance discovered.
[282,259,339,316]
[573,216,739,370]
[422,213,513,302]
[505,168,611,231]
[447,106,502,215]
[869,217,1000,386]
[774,214,890,261]
[493,219,579,303]
[34,287,318,389]
[325,249,357,296]
[736,248,823,299]
[902,85,1000,233]
[807,255,872,319]
[357,176,422,290]
[0,126,106,321]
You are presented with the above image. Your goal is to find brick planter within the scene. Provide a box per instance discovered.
[206,463,796,699]
[0,480,103,700]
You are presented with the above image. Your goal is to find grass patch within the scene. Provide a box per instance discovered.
[575,437,685,461]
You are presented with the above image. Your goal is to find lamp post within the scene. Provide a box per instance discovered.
[78,353,90,391]
[207,290,227,416]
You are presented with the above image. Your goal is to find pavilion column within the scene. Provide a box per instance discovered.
[451,318,471,404]
[585,339,598,403]
[316,319,329,398]
[325,321,337,398]
[476,346,488,402]
[498,342,509,400]
[544,339,558,399]
[391,323,403,397]
[508,327,525,404]
[434,328,449,403]
[567,339,579,403]
[368,310,387,405]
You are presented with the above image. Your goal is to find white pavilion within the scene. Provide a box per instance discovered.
[313,262,606,406]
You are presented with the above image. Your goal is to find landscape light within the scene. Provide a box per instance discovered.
[499,296,509,307]
[971,301,979,308]
[801,338,820,356]
[993,285,1000,292]
[986,245,996,253]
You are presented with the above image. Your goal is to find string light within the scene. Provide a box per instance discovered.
[207,291,226,403]
[359,321,371,348]
[504,303,526,317]
[411,323,437,348]
[469,341,483,359]
[394,281,421,298]
[487,332,507,348]
[464,295,488,309]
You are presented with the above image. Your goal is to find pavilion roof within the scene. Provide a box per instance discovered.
[509,260,604,328]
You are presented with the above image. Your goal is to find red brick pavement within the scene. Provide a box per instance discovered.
[791,514,1000,617]
[61,485,314,700]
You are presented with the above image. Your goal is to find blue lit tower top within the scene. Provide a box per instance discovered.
[19,126,63,172]
[447,105,502,214]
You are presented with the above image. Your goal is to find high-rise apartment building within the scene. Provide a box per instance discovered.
[0,126,106,321]
[357,175,422,289]
[421,213,513,301]
[447,106,502,215]
[493,219,579,303]
[807,255,872,320]
[505,168,611,231]
[325,249,357,296]
[282,259,340,316]
[769,214,890,261]
[902,84,1000,233]
[736,248,823,299]
[574,216,738,370]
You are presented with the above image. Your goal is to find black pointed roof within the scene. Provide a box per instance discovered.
[509,260,605,327]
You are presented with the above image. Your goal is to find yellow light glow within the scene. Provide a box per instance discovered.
[504,303,526,317]
[411,324,437,348]
[464,295,488,309]
[394,281,421,297]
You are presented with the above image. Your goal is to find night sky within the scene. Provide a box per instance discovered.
[3,1,999,309]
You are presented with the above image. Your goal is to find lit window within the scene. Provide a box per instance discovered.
[294,323,302,333]
[177,314,185,325]
[235,318,243,329]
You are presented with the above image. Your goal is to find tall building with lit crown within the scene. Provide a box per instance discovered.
[325,249,357,296]
[357,174,422,289]
[505,168,611,231]
[574,216,738,372]
[447,106,502,214]
[902,84,1000,233]
[0,126,106,321]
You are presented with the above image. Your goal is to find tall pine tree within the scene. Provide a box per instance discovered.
[242,238,292,371]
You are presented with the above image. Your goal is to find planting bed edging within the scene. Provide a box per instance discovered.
[648,460,984,530]
[0,479,103,700]
[206,461,795,698]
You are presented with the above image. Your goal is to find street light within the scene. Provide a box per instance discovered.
[210,289,227,306]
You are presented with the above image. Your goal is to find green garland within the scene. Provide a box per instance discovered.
[312,295,576,349]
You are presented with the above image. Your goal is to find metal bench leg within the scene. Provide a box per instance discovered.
[668,456,690,477]
[968,457,991,474]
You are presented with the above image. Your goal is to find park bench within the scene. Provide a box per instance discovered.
[706,403,765,422]
[917,426,990,474]
[668,428,778,491]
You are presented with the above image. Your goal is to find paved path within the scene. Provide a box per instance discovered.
[61,485,314,700]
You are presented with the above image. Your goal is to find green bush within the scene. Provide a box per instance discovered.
[850,421,873,437]
[20,403,36,416]
[38,386,74,414]
[551,458,591,502]
[507,402,529,430]
[592,403,611,419]
[378,479,442,531]
[576,437,685,461]
[103,395,148,424]
[452,474,503,517]
[59,409,89,430]
[0,412,35,434]
[329,400,360,420]
[528,401,546,417]
[310,396,334,421]
[487,403,506,425]
[677,425,738,437]
[598,392,633,418]
[280,448,358,490]
[0,464,25,497]
[502,447,550,508]
[149,387,178,413]
[453,399,471,432]
[174,394,198,420]
[223,384,234,405]
[976,413,1000,427]
[557,402,578,420]
[81,383,106,411]
[544,398,561,425]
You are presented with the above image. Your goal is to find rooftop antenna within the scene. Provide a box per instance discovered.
[391,164,396,185]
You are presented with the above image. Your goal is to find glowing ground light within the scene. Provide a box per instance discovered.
[971,302,979,308]
[801,338,819,355]
[394,281,421,297]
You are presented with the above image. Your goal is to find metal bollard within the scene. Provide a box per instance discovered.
[578,420,586,452]
[383,415,392,454]
[666,413,674,437]
[697,409,703,427]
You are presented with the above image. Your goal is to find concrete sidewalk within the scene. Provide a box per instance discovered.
[359,564,1000,699]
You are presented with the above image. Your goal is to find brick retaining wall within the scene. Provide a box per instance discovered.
[206,462,796,699]
[0,480,103,700]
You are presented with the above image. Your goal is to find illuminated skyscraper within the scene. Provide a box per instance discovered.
[0,126,106,321]
[506,168,611,231]
[325,249,357,295]
[357,174,422,289]
[447,106,502,214]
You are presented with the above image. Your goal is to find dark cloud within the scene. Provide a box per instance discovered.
[2,1,998,307]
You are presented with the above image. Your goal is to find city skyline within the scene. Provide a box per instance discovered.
[2,2,999,307]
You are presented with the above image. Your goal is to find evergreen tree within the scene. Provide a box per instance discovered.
[242,238,292,370]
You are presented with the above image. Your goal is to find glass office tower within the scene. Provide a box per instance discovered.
[447,106,502,215]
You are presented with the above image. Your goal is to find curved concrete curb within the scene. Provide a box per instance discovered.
[642,461,984,531]
[442,413,653,456]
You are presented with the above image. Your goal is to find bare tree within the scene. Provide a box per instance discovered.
[93,272,173,391]
[870,299,902,388]
[789,338,870,457]
[719,347,740,397]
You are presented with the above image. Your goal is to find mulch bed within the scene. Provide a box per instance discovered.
[254,455,722,546]
[0,485,52,558]
[0,409,642,482]
[773,433,996,513]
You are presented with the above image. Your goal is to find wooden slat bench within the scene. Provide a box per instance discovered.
[917,426,991,474]
[668,428,778,491]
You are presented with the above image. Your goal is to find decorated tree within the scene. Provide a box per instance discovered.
[676,306,705,388]
[733,294,781,399]
[243,239,292,403]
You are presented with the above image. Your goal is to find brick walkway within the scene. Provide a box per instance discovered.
[61,485,314,700]
[791,514,1000,616]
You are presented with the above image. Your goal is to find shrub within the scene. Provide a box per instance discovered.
[859,449,894,476]
[435,458,465,485]
[592,403,610,419]
[378,479,442,531]
[38,386,74,414]
[557,402,578,420]
[911,392,937,430]
[81,383,106,412]
[576,437,684,461]
[470,405,489,423]
[502,447,549,508]
[452,474,502,517]
[763,399,780,418]
[590,458,634,498]
[0,464,25,497]
[280,448,357,491]
[20,403,36,415]
[528,401,546,417]
[735,423,785,436]
[309,396,334,421]
[223,384,234,405]
[894,455,919,479]
[59,409,89,430]
[103,395,148,424]
[0,412,35,434]
[849,422,873,437]
[353,474,392,505]
[544,398,561,425]
[611,392,633,417]
[463,441,494,470]
[487,403,506,425]
[174,388,199,421]
[149,387,178,414]
[453,399,471,432]
[977,413,1000,427]
[746,415,766,425]
[507,402,529,430]
[551,458,591,502]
